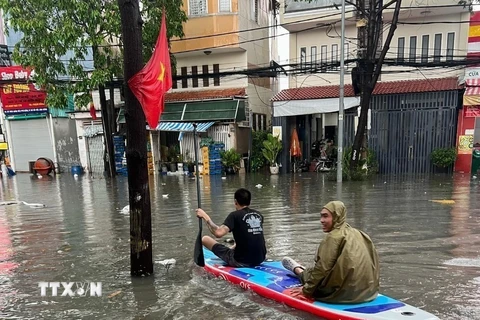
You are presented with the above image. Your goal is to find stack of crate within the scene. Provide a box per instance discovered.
[201,147,210,175]
[208,143,225,175]
[113,136,127,176]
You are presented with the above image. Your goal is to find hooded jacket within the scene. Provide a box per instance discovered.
[300,201,380,303]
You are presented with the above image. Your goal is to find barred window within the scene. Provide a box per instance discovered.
[219,0,231,12]
[189,0,207,16]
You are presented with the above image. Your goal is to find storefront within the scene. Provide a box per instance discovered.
[272,78,460,174]
[0,66,52,172]
[118,98,249,173]
[454,11,480,174]
[455,78,480,174]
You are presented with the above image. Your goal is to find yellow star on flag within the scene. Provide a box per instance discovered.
[158,62,165,82]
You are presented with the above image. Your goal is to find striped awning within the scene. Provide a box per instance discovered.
[465,79,480,96]
[148,121,215,132]
[464,79,480,106]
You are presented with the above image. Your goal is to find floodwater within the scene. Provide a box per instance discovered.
[0,172,479,320]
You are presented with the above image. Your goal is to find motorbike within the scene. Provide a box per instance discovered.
[292,159,310,172]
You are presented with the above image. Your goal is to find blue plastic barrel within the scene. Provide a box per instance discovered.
[71,165,84,175]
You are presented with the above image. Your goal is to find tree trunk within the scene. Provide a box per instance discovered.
[117,0,153,276]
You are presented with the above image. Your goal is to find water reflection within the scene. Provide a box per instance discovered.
[0,173,478,319]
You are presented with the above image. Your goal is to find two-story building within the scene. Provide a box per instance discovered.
[272,0,470,174]
[148,0,274,169]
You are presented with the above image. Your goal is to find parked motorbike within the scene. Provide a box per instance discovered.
[292,159,310,172]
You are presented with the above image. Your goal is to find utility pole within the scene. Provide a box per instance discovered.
[117,0,153,276]
[99,84,116,178]
[351,0,373,169]
[351,0,401,170]
[337,0,346,183]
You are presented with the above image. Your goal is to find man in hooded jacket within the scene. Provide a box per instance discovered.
[282,201,379,304]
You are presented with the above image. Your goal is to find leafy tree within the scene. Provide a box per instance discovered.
[0,0,187,108]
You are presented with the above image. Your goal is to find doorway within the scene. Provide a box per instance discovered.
[324,125,336,142]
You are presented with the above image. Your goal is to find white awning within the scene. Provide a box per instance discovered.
[273,97,360,117]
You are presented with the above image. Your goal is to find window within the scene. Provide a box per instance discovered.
[300,47,306,69]
[397,37,405,62]
[252,113,267,131]
[192,66,198,88]
[311,46,317,65]
[189,0,207,16]
[421,35,429,63]
[181,67,188,88]
[202,65,209,87]
[321,45,327,71]
[219,0,230,12]
[252,0,259,23]
[409,36,417,63]
[332,44,338,70]
[447,32,455,61]
[213,64,220,86]
[434,33,442,62]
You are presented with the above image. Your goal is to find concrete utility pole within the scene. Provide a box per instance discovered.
[337,0,346,183]
[351,0,401,171]
[356,0,368,151]
[117,0,153,276]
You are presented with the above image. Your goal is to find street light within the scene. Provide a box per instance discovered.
[337,0,346,183]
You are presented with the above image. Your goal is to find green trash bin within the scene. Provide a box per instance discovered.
[472,149,480,175]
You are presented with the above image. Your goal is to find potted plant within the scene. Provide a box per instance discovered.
[220,148,241,174]
[262,134,283,174]
[176,154,184,172]
[431,147,456,172]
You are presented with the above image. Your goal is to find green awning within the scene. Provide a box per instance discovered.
[118,99,246,124]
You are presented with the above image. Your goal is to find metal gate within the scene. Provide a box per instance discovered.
[180,124,233,163]
[369,91,458,174]
[9,118,55,172]
[344,111,356,149]
[86,135,104,177]
[207,124,232,150]
[83,123,105,177]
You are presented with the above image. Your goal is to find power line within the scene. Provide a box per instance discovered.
[169,10,353,43]
[5,9,353,52]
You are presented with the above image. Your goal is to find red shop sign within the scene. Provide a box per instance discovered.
[0,66,47,114]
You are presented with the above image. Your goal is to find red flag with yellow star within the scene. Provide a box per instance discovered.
[128,10,172,129]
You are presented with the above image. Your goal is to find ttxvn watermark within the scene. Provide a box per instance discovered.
[38,282,102,297]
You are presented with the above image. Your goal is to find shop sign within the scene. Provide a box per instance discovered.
[0,66,47,115]
[458,135,474,154]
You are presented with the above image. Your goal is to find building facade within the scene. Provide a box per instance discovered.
[272,0,470,173]
[149,0,274,170]
[457,11,480,174]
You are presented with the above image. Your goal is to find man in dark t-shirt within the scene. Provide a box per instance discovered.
[196,188,266,267]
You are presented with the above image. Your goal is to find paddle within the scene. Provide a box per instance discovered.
[192,123,205,267]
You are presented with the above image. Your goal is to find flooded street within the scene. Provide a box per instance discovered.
[0,172,479,319]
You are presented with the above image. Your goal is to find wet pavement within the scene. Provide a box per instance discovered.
[0,172,479,319]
